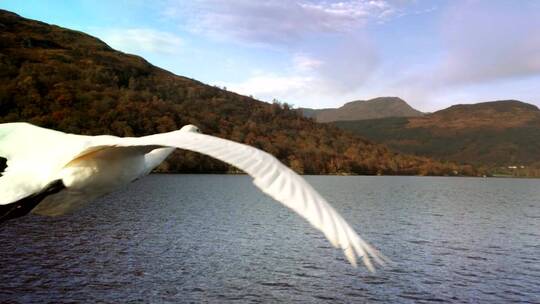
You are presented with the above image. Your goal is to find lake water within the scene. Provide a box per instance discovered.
[1,175,539,303]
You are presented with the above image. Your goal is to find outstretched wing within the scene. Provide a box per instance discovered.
[117,131,387,271]
[0,123,113,205]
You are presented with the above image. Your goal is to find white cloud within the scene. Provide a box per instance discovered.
[219,71,353,108]
[387,1,540,111]
[97,28,183,55]
[172,0,395,46]
[219,42,379,108]
[292,54,323,72]
[438,1,540,85]
[222,73,315,100]
[165,1,385,107]
[299,0,395,21]
[315,36,379,92]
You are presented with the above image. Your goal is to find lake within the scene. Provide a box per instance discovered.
[1,175,539,303]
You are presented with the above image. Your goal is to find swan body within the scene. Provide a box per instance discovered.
[0,122,386,271]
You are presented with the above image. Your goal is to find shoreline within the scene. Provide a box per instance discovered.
[151,172,540,179]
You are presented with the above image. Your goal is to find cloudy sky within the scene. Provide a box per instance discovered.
[2,0,540,111]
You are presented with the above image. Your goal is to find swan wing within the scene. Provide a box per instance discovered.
[117,131,386,271]
[0,123,386,270]
[0,123,73,205]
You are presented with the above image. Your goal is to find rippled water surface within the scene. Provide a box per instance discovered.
[1,175,539,303]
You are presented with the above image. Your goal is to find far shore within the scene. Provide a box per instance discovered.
[151,172,540,179]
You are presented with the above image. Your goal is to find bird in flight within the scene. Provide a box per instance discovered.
[0,122,386,271]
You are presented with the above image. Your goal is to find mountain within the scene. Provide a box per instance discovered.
[300,97,423,122]
[0,9,477,176]
[333,100,540,176]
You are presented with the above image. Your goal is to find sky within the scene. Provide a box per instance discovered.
[2,0,539,112]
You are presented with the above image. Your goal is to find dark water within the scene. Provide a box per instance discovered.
[1,175,539,303]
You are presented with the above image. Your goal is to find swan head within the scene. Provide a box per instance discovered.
[180,124,202,133]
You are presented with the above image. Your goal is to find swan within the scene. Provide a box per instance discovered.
[0,122,386,271]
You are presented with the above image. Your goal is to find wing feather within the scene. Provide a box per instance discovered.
[117,131,385,270]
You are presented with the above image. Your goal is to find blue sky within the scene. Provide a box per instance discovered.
[2,0,539,111]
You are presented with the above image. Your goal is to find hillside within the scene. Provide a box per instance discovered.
[300,97,423,122]
[0,9,481,176]
[333,100,540,176]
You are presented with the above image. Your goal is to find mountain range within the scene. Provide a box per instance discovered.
[0,9,472,176]
[299,90,540,176]
[333,100,540,176]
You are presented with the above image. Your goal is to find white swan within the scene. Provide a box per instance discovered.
[0,122,386,271]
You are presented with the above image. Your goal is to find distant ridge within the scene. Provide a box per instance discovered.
[410,100,539,129]
[301,97,423,122]
[333,100,540,176]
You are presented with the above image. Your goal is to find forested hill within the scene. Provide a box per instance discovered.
[334,100,540,176]
[0,9,478,176]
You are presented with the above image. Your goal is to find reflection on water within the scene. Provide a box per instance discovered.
[1,175,539,303]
